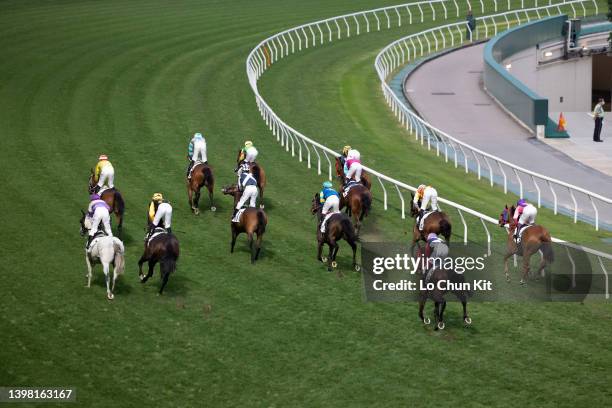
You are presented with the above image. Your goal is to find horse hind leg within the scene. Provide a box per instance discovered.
[208,185,216,211]
[85,252,93,288]
[254,233,263,261]
[455,291,471,325]
[103,263,114,300]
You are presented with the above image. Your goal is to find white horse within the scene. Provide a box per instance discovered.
[80,211,125,300]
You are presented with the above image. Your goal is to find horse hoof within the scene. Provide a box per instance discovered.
[423,317,431,325]
[321,256,328,263]
[210,206,216,212]
[331,261,338,269]
[437,322,445,330]
[259,204,265,209]
[520,280,526,285]
[464,317,472,325]
[107,293,114,300]
[193,209,200,215]
[354,264,361,272]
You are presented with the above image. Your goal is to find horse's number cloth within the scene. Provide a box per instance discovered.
[188,160,205,179]
[514,225,532,244]
[146,228,167,245]
[418,211,435,231]
[342,181,359,198]
[232,208,246,223]
[320,211,340,233]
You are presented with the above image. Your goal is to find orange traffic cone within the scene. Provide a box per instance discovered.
[557,112,566,132]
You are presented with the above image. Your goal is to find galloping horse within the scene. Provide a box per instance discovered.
[236,150,266,207]
[88,170,125,232]
[311,194,359,272]
[335,157,372,190]
[410,193,451,246]
[79,211,126,300]
[339,183,371,235]
[138,229,180,295]
[222,185,268,263]
[499,205,554,284]
[187,162,215,215]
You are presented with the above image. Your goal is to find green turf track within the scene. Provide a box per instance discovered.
[1,1,611,407]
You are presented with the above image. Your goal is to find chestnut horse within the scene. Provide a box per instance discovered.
[335,157,372,190]
[236,150,266,207]
[187,162,215,215]
[88,170,125,232]
[499,205,554,284]
[311,194,359,272]
[138,229,180,295]
[222,185,268,263]
[410,193,451,245]
[339,183,371,235]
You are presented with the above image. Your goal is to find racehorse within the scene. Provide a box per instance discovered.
[222,185,268,263]
[410,193,452,246]
[187,162,215,215]
[339,183,371,235]
[236,150,266,207]
[88,170,125,232]
[79,211,126,300]
[311,193,359,272]
[418,266,472,330]
[499,205,554,284]
[335,157,372,190]
[138,229,180,295]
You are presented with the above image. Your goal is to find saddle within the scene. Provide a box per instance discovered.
[145,227,167,244]
[342,180,359,197]
[320,212,340,233]
[86,231,108,251]
[98,186,113,195]
[417,210,436,231]
[232,208,246,223]
[513,224,532,245]
[188,160,207,179]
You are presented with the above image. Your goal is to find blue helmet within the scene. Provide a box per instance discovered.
[322,181,333,188]
[517,198,527,207]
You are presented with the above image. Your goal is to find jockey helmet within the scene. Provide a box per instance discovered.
[152,193,164,202]
[244,140,253,148]
[90,193,100,201]
[427,232,438,241]
[517,198,527,207]
[194,132,203,138]
[342,145,351,156]
[98,154,108,161]
[322,181,333,188]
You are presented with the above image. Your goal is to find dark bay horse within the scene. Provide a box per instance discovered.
[222,185,268,263]
[187,162,215,215]
[410,193,451,246]
[236,150,266,207]
[311,194,359,272]
[499,205,554,284]
[335,157,372,190]
[339,183,371,235]
[138,229,180,295]
[418,267,472,330]
[88,170,125,232]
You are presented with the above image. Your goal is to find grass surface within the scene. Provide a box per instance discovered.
[1,1,611,407]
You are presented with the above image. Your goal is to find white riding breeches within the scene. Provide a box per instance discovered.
[153,202,173,229]
[322,195,340,215]
[420,187,438,211]
[518,205,537,225]
[97,165,115,188]
[89,208,112,237]
[236,185,258,209]
[346,163,363,182]
[192,140,207,163]
[245,147,258,163]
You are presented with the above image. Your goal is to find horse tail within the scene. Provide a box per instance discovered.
[112,238,125,275]
[540,235,554,264]
[359,191,371,221]
[341,216,359,244]
[114,190,125,216]
[252,164,261,184]
[202,165,214,187]
[439,218,452,242]
[256,210,267,235]
[161,236,179,275]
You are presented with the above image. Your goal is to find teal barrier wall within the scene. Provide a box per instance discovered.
[483,15,567,133]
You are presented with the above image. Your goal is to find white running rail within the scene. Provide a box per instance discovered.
[375,0,611,231]
[245,0,611,298]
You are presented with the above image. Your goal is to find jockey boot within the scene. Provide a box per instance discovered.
[86,235,93,249]
[232,208,238,220]
[166,228,172,234]
[187,161,194,178]
[94,185,101,194]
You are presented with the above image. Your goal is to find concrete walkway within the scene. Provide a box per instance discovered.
[402,42,612,229]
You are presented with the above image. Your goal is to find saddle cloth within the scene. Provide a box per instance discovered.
[87,231,108,252]
[98,186,112,195]
[320,211,340,233]
[418,211,435,231]
[342,181,359,198]
[188,160,206,179]
[232,208,246,223]
[146,227,167,244]
[514,225,532,244]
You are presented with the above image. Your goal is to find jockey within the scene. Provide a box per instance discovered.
[424,232,449,281]
[513,198,537,238]
[233,166,259,219]
[319,181,340,233]
[86,193,112,249]
[187,132,207,178]
[148,193,173,235]
[414,184,439,217]
[239,140,258,163]
[339,145,351,171]
[344,149,362,184]
[94,154,114,193]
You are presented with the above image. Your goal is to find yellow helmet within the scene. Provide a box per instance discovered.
[342,145,351,156]
[152,193,163,202]
[244,140,253,148]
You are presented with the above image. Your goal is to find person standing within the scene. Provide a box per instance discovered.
[593,98,605,142]
[466,9,476,41]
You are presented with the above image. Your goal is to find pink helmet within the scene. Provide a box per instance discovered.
[98,154,108,161]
